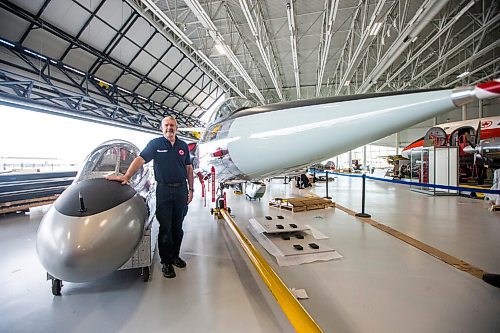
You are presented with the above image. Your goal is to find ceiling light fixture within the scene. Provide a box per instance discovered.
[369,22,383,36]
[214,43,226,55]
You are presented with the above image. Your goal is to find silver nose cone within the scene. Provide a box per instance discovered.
[36,180,147,282]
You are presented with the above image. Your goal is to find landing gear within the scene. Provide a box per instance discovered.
[142,266,150,282]
[51,278,62,296]
[210,199,225,219]
[210,183,230,219]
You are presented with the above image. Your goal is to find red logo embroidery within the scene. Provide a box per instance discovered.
[481,120,492,128]
[178,149,185,156]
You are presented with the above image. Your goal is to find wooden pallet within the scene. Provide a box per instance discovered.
[490,205,500,212]
[269,196,335,212]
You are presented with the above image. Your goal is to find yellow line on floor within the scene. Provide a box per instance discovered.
[334,204,486,279]
[220,209,323,333]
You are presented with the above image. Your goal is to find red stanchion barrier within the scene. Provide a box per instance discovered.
[211,166,216,203]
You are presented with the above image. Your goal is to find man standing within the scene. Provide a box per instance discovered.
[107,116,194,278]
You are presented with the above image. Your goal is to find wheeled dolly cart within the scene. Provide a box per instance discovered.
[48,221,159,296]
[118,220,159,281]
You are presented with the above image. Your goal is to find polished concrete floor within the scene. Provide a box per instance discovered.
[1,176,499,332]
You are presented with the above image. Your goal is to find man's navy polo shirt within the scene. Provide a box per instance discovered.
[140,136,191,184]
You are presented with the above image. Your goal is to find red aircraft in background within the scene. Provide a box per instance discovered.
[402,115,500,183]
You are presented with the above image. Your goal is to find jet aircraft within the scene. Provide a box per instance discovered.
[192,80,500,187]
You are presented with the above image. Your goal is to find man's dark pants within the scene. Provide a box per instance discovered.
[156,183,188,264]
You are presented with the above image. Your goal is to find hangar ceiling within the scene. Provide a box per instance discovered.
[0,0,498,133]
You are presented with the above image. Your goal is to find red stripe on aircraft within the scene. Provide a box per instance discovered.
[480,128,500,140]
[402,139,424,151]
[477,80,500,94]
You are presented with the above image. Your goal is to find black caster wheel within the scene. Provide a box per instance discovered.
[227,207,231,214]
[143,267,150,282]
[52,279,62,296]
[210,208,214,215]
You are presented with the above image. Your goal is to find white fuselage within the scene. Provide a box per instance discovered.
[198,89,457,182]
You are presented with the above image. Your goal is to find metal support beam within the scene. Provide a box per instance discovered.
[316,0,339,96]
[356,0,450,93]
[165,0,263,102]
[240,0,284,100]
[286,0,300,99]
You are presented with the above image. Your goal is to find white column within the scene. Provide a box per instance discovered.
[363,145,367,171]
[395,132,400,155]
[478,100,483,118]
[462,104,467,120]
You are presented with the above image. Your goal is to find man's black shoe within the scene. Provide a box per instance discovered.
[171,257,187,268]
[162,263,176,278]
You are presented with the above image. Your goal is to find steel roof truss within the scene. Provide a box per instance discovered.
[316,0,340,96]
[0,45,204,129]
[409,8,499,86]
[59,0,107,61]
[335,0,387,95]
[0,1,202,113]
[130,0,242,97]
[18,0,53,45]
[239,0,284,101]
[181,0,265,103]
[286,0,300,99]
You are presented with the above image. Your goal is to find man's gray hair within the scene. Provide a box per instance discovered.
[161,116,177,127]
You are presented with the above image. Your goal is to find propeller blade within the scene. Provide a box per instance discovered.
[474,120,481,147]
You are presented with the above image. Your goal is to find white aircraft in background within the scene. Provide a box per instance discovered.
[190,79,500,187]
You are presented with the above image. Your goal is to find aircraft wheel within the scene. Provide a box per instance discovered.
[143,267,150,282]
[52,279,62,296]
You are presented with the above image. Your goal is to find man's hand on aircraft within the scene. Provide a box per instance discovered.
[105,174,129,185]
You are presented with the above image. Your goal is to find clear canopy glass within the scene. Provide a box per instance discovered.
[208,97,256,123]
[75,140,147,190]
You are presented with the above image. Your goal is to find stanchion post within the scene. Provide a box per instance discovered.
[355,174,371,218]
[324,171,332,199]
[312,168,316,183]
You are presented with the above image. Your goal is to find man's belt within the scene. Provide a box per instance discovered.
[160,182,184,187]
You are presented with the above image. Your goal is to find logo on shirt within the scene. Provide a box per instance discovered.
[157,149,168,153]
[178,149,185,156]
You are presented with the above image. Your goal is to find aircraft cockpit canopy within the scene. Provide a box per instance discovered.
[209,97,256,123]
[75,140,144,187]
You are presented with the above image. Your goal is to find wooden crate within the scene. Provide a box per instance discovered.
[269,196,335,212]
